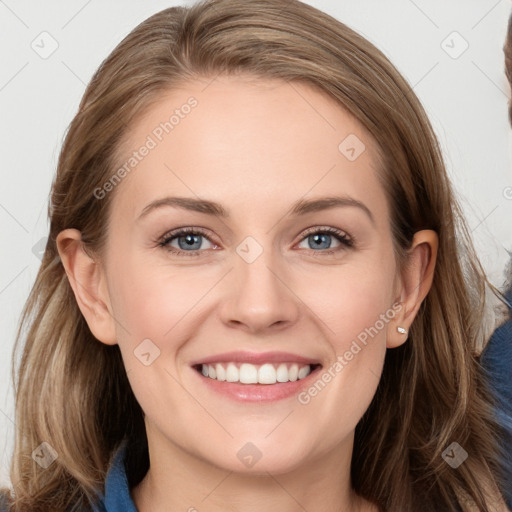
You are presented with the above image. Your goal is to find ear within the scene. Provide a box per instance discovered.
[56,229,117,345]
[387,229,438,349]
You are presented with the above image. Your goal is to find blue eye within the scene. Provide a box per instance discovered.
[297,227,353,253]
[158,227,215,256]
[158,226,353,257]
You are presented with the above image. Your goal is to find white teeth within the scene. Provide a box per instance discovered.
[298,365,310,379]
[199,362,313,384]
[226,363,239,382]
[258,363,276,384]
[215,363,226,381]
[239,363,258,384]
[276,363,288,382]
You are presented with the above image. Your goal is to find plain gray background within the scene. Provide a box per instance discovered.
[1,0,511,487]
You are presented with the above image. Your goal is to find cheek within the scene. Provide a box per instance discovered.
[107,250,208,342]
[291,253,396,418]
[293,252,397,352]
[106,255,207,424]
[325,275,395,350]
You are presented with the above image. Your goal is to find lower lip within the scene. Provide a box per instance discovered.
[192,365,322,402]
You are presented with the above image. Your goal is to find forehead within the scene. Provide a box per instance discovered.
[108,75,388,226]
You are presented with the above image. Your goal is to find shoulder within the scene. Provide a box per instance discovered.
[480,293,512,511]
[481,308,512,407]
[481,282,512,407]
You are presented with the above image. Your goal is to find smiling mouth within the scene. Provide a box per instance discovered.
[193,362,322,385]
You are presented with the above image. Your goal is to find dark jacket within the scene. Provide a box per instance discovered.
[480,288,512,509]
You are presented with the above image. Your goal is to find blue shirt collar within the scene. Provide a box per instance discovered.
[90,440,138,512]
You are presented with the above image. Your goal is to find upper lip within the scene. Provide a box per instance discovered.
[190,351,322,366]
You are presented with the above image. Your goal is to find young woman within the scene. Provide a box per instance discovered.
[1,0,510,510]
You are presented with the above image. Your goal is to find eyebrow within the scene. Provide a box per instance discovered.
[137,195,375,224]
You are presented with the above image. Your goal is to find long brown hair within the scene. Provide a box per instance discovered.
[2,1,510,510]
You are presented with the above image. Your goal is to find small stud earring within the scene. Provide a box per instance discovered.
[397,326,407,334]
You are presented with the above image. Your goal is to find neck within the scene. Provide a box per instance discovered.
[131,424,377,512]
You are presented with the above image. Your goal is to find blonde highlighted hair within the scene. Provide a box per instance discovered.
[2,0,510,510]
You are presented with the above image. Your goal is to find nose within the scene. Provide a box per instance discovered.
[218,245,300,334]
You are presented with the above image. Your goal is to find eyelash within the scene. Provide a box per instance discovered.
[157,226,354,258]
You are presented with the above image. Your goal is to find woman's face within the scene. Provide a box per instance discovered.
[98,75,401,473]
